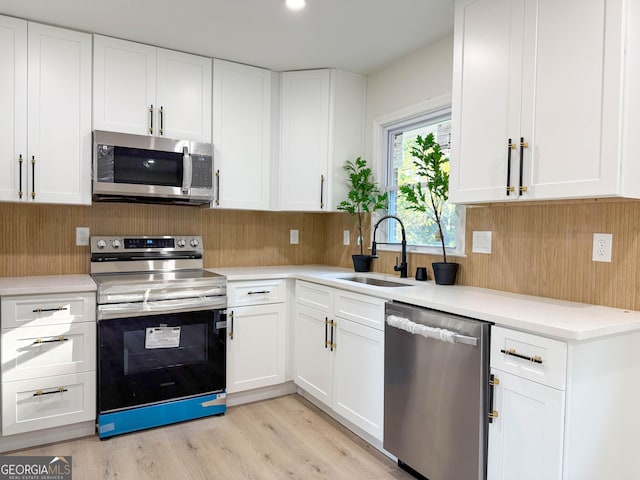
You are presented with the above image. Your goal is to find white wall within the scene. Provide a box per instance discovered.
[364,34,454,171]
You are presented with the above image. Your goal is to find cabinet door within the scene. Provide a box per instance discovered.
[27,23,91,205]
[450,0,524,203]
[295,304,332,406]
[333,318,384,440]
[226,303,286,393]
[93,35,156,136]
[157,48,212,142]
[523,0,622,199]
[487,369,565,480]
[0,15,27,202]
[280,69,330,211]
[212,59,271,209]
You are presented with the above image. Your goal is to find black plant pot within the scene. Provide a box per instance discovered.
[432,262,459,285]
[352,254,372,272]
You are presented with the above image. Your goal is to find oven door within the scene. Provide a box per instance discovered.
[98,308,226,413]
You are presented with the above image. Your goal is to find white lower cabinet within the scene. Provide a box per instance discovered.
[226,303,286,393]
[487,369,565,480]
[226,280,287,394]
[332,317,384,439]
[295,281,385,441]
[0,290,96,438]
[2,371,96,436]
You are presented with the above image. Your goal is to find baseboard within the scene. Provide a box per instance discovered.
[226,381,296,407]
[0,420,95,454]
[295,387,392,458]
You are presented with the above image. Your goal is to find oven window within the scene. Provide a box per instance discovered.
[113,146,183,187]
[123,323,207,376]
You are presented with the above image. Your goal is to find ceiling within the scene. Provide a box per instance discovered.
[0,0,454,74]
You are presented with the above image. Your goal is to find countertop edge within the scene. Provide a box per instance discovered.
[208,266,640,342]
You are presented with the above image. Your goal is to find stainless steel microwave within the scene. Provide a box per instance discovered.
[92,130,214,205]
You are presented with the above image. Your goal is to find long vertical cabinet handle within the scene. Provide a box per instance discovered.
[228,311,234,340]
[519,137,529,195]
[320,175,325,209]
[324,317,329,349]
[159,106,164,135]
[215,170,220,206]
[149,104,154,135]
[330,320,336,351]
[488,374,499,422]
[31,156,36,199]
[506,139,515,195]
[18,154,23,199]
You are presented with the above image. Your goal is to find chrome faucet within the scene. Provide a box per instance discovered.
[371,215,408,278]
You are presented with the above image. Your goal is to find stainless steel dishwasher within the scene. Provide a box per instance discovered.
[384,301,491,480]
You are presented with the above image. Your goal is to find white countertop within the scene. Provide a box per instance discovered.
[0,275,96,296]
[209,265,640,341]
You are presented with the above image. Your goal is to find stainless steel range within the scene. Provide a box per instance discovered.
[91,235,227,439]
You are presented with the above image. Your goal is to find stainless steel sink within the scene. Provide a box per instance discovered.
[340,276,411,287]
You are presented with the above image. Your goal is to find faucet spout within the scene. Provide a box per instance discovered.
[371,215,408,278]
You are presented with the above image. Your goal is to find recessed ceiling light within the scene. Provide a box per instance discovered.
[286,0,306,11]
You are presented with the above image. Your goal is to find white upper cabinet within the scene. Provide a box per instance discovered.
[212,59,274,210]
[0,16,27,203]
[93,35,212,142]
[279,69,366,211]
[450,0,636,203]
[0,16,91,205]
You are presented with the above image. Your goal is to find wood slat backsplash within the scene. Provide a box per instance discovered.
[0,203,328,277]
[3,199,640,311]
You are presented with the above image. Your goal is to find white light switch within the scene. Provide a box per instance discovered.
[290,229,299,245]
[343,230,350,246]
[472,231,492,254]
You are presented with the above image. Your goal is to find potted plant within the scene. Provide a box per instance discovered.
[399,133,459,285]
[337,157,388,272]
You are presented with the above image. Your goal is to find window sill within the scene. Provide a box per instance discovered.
[371,244,467,259]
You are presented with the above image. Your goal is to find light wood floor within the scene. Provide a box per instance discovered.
[8,395,414,480]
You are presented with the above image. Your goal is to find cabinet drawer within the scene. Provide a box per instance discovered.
[334,290,385,331]
[2,371,96,436]
[296,281,333,312]
[491,326,567,390]
[2,322,96,381]
[228,279,286,307]
[1,292,96,328]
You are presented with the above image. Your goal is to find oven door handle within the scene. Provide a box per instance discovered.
[97,296,226,320]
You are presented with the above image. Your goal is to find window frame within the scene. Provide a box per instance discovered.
[372,95,466,258]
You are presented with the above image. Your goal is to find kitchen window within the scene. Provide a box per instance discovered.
[378,103,465,256]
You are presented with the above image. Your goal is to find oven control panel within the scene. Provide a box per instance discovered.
[90,235,202,253]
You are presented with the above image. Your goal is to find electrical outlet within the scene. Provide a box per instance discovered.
[343,230,350,246]
[290,229,299,245]
[592,233,612,262]
[76,227,90,246]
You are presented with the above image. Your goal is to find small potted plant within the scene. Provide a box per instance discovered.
[399,133,459,285]
[337,157,388,272]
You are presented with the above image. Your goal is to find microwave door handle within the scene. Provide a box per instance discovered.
[182,147,192,194]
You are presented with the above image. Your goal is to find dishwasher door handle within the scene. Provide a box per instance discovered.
[386,314,479,347]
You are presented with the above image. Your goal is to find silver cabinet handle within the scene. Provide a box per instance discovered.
[320,174,325,209]
[247,290,271,295]
[159,106,164,135]
[32,336,68,346]
[228,311,234,340]
[149,104,154,134]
